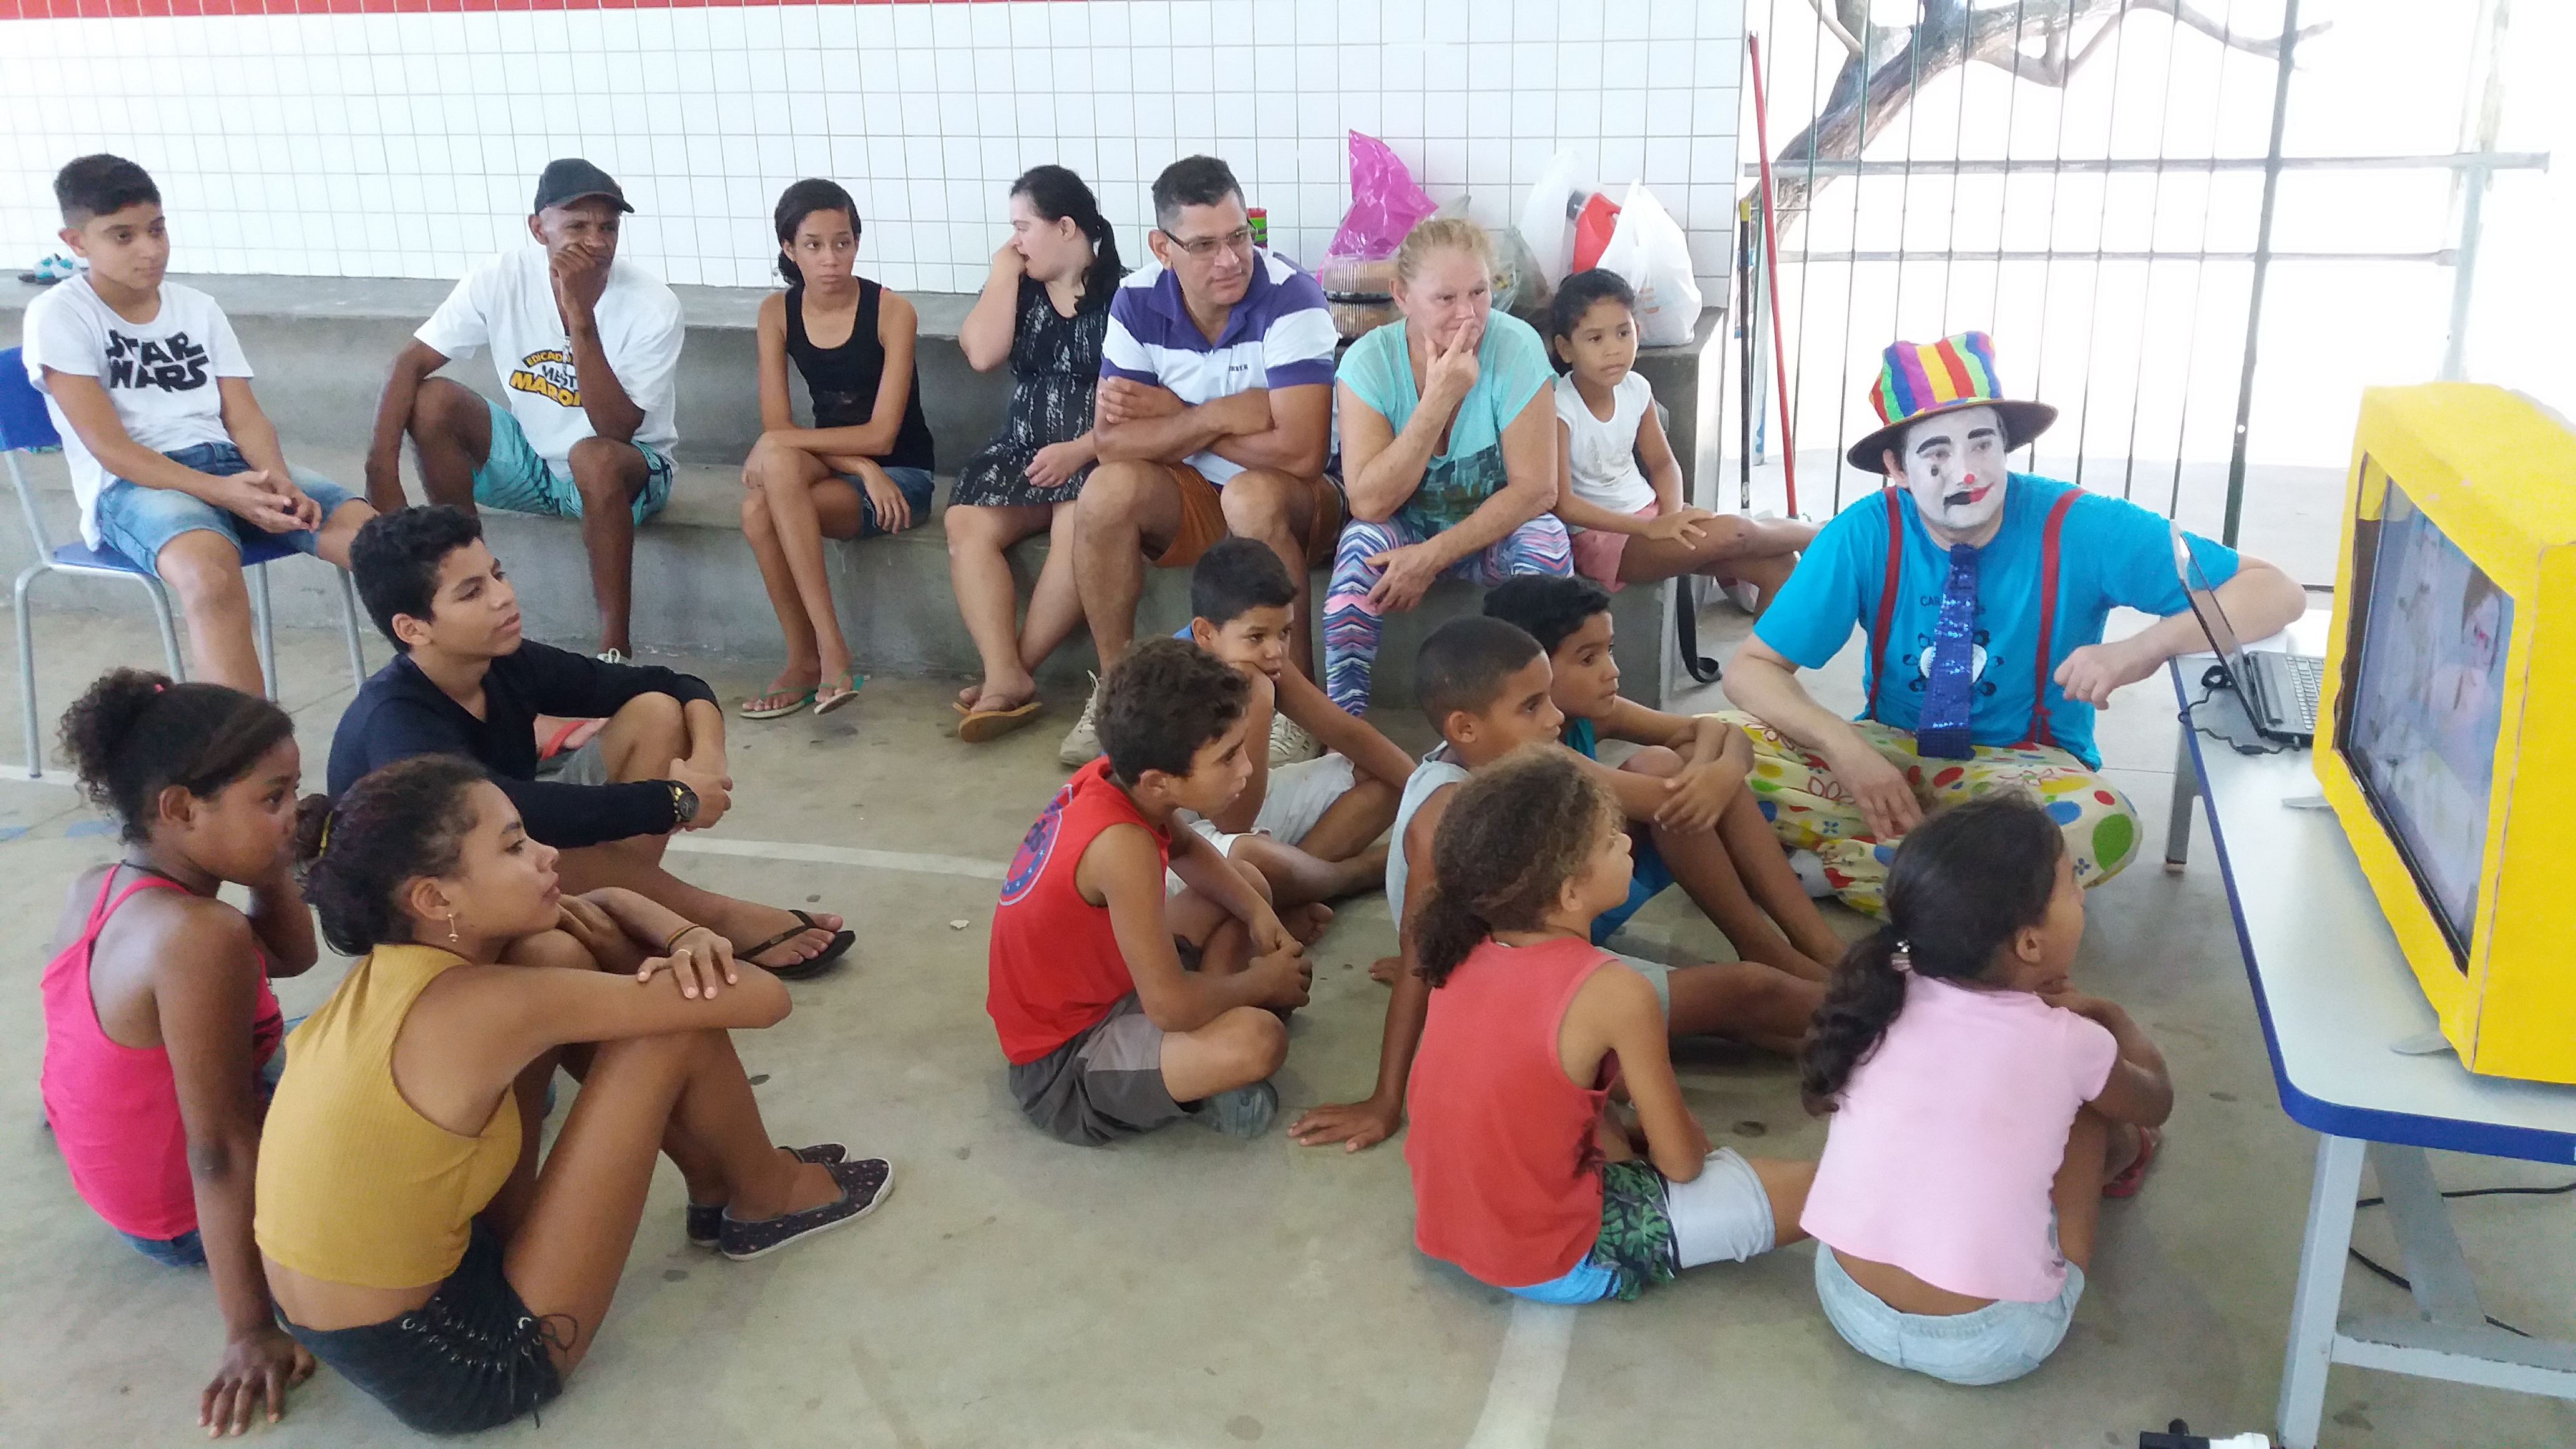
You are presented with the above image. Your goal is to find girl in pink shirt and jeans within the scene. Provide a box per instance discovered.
[1797,796,2171,1384]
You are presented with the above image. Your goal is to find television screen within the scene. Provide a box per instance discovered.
[2341,476,2512,962]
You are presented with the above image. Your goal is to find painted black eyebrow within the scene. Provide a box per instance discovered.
[1965,426,2001,439]
[1912,432,1953,454]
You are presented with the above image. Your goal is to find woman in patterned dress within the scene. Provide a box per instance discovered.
[946,166,1125,742]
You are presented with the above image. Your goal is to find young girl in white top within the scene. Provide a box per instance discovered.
[1798,795,2170,1385]
[1545,270,1814,613]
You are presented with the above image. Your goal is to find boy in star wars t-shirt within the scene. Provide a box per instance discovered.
[21,154,374,696]
[362,159,685,661]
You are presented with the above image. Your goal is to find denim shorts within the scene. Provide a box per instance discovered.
[1813,1226,2085,1385]
[282,1218,564,1434]
[837,464,935,537]
[120,1226,206,1267]
[93,441,356,575]
[472,396,673,524]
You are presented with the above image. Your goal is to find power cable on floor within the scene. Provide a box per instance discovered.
[2347,1179,2576,1338]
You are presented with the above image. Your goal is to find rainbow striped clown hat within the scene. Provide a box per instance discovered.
[1847,331,2058,474]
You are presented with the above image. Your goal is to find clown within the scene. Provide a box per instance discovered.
[1719,333,2306,915]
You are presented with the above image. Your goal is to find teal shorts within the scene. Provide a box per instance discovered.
[1589,831,1676,945]
[472,396,673,524]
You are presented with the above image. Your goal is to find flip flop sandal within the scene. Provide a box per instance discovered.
[957,698,1044,743]
[743,909,856,980]
[812,671,864,716]
[739,686,816,720]
[2103,1126,2161,1198]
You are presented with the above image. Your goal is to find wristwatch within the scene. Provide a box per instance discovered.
[666,780,700,827]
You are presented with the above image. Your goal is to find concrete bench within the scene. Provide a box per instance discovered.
[1,275,1724,708]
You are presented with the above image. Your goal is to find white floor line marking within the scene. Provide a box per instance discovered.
[665,834,1007,881]
[1463,1300,1578,1449]
[0,768,76,789]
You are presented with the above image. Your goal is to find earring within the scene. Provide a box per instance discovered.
[446,914,461,946]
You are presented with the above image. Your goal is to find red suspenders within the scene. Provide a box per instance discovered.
[1862,484,2081,749]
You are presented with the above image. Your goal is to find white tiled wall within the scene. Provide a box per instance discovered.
[0,0,1744,296]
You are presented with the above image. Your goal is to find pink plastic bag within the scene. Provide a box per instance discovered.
[1325,132,1437,263]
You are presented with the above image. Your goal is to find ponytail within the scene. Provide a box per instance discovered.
[1795,794,2069,1112]
[1797,927,1913,1113]
[1010,163,1126,310]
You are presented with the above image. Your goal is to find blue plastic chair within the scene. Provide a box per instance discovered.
[0,345,369,778]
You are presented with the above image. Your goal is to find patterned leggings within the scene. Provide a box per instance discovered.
[1321,512,1573,715]
[1715,711,2141,917]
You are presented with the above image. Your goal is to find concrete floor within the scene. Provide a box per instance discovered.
[2,603,2573,1448]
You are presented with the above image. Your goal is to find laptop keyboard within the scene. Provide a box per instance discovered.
[2262,652,2324,729]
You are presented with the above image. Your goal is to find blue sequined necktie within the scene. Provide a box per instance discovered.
[1915,543,1979,759]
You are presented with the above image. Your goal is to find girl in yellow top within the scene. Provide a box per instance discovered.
[254,755,891,1433]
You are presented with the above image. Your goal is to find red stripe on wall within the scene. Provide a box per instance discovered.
[2,0,1043,17]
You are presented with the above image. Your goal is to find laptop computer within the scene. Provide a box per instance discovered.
[2172,525,2324,746]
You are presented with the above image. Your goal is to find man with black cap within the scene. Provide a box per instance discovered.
[1717,331,2306,915]
[363,158,685,661]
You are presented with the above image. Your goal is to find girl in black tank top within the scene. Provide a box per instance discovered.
[741,180,943,718]
[786,278,936,472]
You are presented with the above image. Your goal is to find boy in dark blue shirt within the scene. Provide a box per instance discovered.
[329,505,851,975]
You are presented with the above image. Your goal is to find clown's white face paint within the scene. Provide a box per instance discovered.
[1890,404,2012,541]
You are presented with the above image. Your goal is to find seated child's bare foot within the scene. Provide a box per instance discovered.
[1282,902,1334,945]
[1368,954,1403,985]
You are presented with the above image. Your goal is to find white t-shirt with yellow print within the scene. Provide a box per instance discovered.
[415,245,683,473]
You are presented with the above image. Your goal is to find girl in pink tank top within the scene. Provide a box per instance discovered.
[1402,749,1810,1304]
[37,670,320,1433]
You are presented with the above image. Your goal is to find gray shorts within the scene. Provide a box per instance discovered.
[1611,952,1674,1020]
[537,733,609,785]
[1007,993,1186,1146]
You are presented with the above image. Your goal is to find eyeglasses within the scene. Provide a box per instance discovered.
[1163,227,1254,258]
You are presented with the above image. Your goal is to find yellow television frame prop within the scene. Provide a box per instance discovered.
[2316,383,2576,1083]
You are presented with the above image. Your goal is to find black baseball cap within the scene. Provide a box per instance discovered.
[532,159,633,215]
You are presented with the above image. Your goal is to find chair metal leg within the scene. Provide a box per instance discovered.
[14,564,42,779]
[250,564,279,701]
[335,567,368,688]
[144,575,184,681]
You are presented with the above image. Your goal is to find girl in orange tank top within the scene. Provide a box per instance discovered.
[1402,749,1817,1304]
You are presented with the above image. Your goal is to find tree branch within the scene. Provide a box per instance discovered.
[1806,0,1862,57]
[2137,0,2334,62]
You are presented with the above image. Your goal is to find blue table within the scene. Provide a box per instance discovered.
[2166,650,2576,1447]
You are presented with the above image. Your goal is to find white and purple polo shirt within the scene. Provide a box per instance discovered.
[1097,246,1339,484]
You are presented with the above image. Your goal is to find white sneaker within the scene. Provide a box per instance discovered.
[1268,712,1322,768]
[1721,579,1762,614]
[1057,673,1106,766]
[597,648,630,665]
[1788,847,1835,899]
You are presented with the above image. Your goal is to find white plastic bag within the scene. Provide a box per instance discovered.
[1596,181,1704,349]
[1517,148,1588,291]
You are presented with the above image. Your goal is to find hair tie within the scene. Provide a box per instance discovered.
[1890,938,1915,975]
[150,682,165,694]
[316,806,338,859]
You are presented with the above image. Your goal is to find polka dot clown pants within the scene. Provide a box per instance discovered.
[1714,711,2141,918]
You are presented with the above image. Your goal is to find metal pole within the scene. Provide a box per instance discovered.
[2220,0,2300,550]
[2442,0,2510,381]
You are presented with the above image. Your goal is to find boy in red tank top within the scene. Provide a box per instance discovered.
[988,638,1314,1145]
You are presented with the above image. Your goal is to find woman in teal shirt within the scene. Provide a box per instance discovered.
[1323,218,1570,715]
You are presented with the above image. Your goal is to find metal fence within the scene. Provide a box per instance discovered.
[1725,0,2549,578]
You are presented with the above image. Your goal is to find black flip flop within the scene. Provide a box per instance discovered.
[744,909,855,980]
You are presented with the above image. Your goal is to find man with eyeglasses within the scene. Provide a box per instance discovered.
[1059,156,1342,766]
